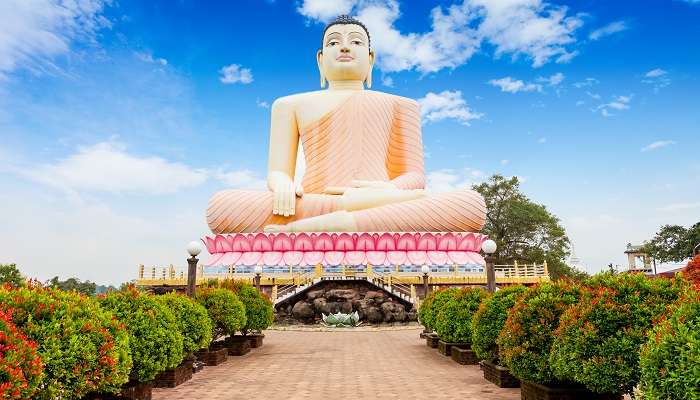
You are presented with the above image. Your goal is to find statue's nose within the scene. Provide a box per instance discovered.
[341,46,350,53]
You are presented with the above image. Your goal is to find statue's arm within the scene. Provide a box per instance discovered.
[267,97,299,216]
[387,99,426,190]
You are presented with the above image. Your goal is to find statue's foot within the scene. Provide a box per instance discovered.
[263,224,290,233]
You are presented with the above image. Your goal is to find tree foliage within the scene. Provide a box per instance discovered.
[643,222,700,263]
[473,175,584,280]
[46,276,97,296]
[0,264,24,287]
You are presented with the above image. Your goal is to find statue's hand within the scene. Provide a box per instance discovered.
[351,180,396,189]
[272,180,296,217]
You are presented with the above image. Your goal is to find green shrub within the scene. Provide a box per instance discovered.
[0,264,24,287]
[434,287,487,343]
[471,285,528,363]
[418,288,459,331]
[640,289,700,400]
[0,309,43,399]
[98,287,183,382]
[549,273,685,395]
[223,281,274,334]
[157,292,213,354]
[497,280,582,384]
[0,285,131,399]
[195,287,246,340]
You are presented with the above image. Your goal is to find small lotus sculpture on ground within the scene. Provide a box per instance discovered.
[322,311,361,327]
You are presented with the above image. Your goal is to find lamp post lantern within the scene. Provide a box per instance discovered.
[254,265,263,291]
[482,239,497,293]
[421,265,430,299]
[186,241,202,297]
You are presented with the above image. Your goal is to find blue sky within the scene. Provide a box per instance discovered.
[1,0,698,284]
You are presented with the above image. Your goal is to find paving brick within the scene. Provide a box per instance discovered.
[152,328,520,400]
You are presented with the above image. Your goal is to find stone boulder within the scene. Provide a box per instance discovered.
[366,306,384,323]
[326,289,358,301]
[306,289,325,300]
[292,301,314,319]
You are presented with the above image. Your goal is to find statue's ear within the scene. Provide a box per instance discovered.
[317,50,326,89]
[365,50,375,89]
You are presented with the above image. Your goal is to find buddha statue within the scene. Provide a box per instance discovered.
[207,15,486,234]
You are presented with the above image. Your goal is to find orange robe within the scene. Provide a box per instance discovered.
[207,91,486,233]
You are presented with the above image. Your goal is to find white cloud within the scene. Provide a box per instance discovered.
[213,169,267,191]
[19,141,208,195]
[645,68,667,78]
[219,64,253,84]
[488,77,542,93]
[589,20,628,40]
[417,90,483,125]
[538,72,565,86]
[0,0,110,78]
[641,140,676,152]
[586,91,601,100]
[658,202,700,212]
[256,98,270,108]
[297,0,584,72]
[595,95,632,117]
[381,75,394,87]
[575,100,585,106]
[426,168,484,192]
[573,77,599,88]
[500,159,510,165]
[134,51,167,66]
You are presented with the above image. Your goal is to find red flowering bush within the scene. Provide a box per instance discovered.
[0,309,43,399]
[157,292,213,354]
[497,280,582,384]
[195,287,246,340]
[683,254,700,288]
[98,287,182,382]
[418,288,459,331]
[0,284,131,400]
[434,287,487,343]
[640,289,700,400]
[549,273,685,395]
[471,285,528,364]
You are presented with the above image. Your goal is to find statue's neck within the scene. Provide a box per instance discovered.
[328,80,364,91]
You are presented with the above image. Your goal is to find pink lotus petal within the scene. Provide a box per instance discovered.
[293,233,314,251]
[204,236,216,254]
[231,234,252,252]
[386,251,407,265]
[437,233,458,251]
[407,251,428,265]
[355,233,375,251]
[262,251,283,266]
[466,252,485,265]
[427,251,449,265]
[397,233,417,251]
[376,233,396,251]
[218,252,242,266]
[324,251,345,266]
[215,235,232,252]
[334,233,355,251]
[447,251,469,265]
[417,233,437,251]
[272,233,293,251]
[252,233,273,252]
[206,253,224,266]
[313,233,334,251]
[282,251,304,265]
[303,251,324,266]
[344,251,366,265]
[366,251,386,266]
[239,252,262,266]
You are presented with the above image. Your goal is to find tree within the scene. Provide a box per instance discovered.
[643,222,700,263]
[46,276,97,296]
[473,175,584,280]
[0,264,25,287]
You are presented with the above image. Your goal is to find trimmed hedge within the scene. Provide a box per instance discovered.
[195,287,246,340]
[640,289,700,400]
[434,287,487,343]
[471,285,528,363]
[0,285,132,399]
[418,288,459,331]
[98,287,183,383]
[223,281,274,334]
[0,309,43,399]
[497,280,582,384]
[549,273,685,395]
[157,292,213,354]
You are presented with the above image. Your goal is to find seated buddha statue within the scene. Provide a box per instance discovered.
[207,15,486,234]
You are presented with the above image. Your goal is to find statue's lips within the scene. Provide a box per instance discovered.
[336,56,354,61]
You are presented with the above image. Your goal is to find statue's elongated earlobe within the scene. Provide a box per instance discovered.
[365,65,373,89]
[320,73,327,88]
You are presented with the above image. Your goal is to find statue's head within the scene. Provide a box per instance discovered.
[318,15,375,88]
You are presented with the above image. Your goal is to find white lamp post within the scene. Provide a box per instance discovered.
[186,241,202,297]
[420,265,430,299]
[481,239,497,293]
[254,265,263,291]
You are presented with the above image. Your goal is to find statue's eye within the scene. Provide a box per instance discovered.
[328,41,339,46]
[352,40,363,45]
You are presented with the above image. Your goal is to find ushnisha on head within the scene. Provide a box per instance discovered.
[318,15,375,88]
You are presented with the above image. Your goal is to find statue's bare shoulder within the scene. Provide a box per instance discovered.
[272,91,326,109]
[366,90,419,108]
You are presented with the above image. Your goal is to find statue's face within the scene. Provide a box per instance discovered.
[318,23,374,83]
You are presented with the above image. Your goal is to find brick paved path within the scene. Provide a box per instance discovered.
[153,328,520,400]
